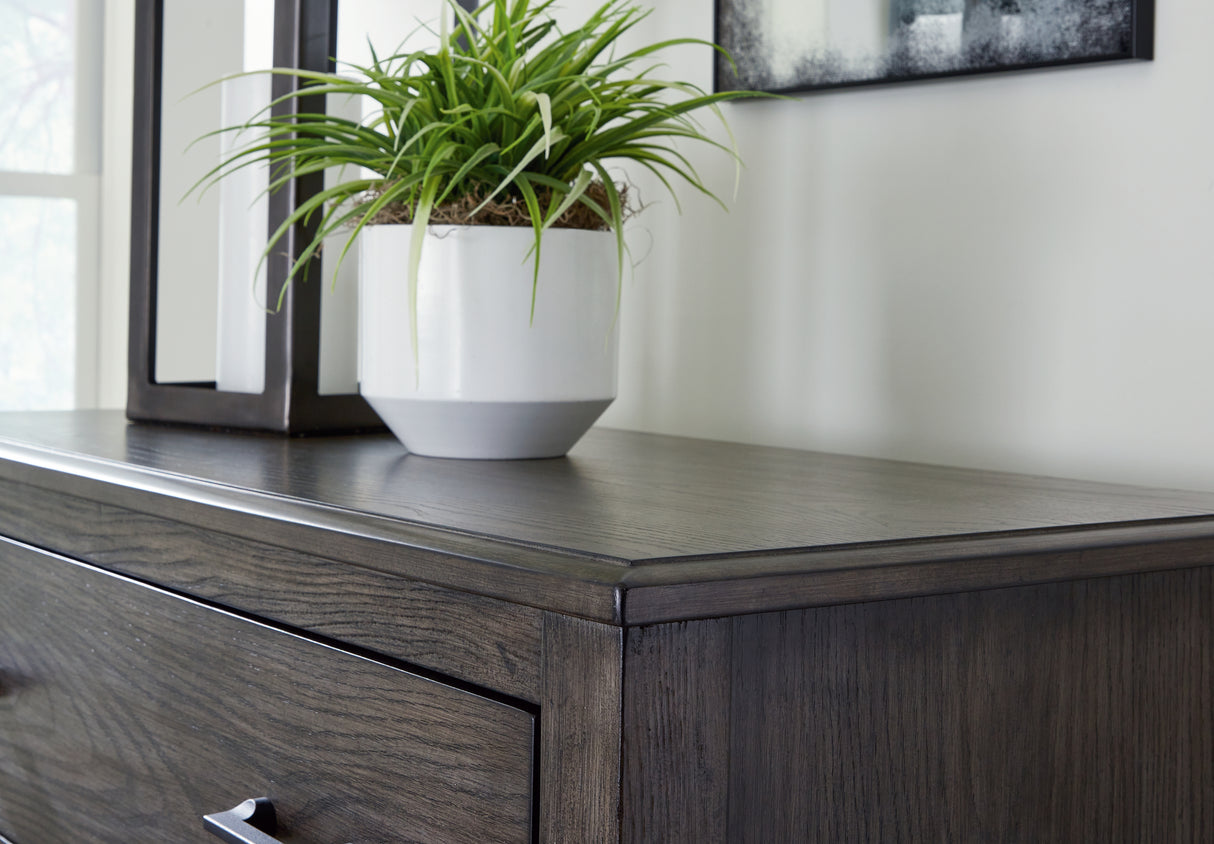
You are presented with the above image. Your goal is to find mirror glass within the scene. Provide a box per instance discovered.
[156,0,274,386]
[152,1,473,393]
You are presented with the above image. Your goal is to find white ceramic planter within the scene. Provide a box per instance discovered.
[359,225,619,459]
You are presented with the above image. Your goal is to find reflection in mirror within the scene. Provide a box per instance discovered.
[215,71,272,393]
[716,0,1146,93]
[152,1,479,393]
[156,1,274,385]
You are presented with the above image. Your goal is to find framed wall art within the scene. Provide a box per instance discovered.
[714,0,1155,94]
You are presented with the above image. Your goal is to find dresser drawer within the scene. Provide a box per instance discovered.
[0,538,535,843]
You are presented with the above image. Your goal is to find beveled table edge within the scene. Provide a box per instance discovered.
[4,429,1214,626]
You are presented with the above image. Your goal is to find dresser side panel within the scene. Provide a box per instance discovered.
[727,568,1214,842]
[621,619,732,843]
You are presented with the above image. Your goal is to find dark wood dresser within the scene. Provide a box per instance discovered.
[0,410,1210,842]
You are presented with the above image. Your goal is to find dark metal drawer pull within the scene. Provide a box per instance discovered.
[203,798,281,844]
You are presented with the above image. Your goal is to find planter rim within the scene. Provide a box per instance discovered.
[361,222,615,234]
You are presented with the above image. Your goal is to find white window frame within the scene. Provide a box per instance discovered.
[98,0,135,410]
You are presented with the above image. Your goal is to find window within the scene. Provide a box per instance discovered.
[0,0,102,410]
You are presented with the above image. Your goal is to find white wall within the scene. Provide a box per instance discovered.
[593,0,1214,492]
[99,0,1214,491]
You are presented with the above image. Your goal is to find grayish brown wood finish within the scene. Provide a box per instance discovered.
[721,569,1214,842]
[6,411,1214,560]
[0,432,627,624]
[618,528,1214,623]
[617,569,1214,841]
[5,411,1214,625]
[0,538,535,844]
[540,614,623,844]
[1,411,1212,842]
[622,620,732,843]
[0,476,544,701]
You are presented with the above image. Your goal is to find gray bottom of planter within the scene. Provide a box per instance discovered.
[364,396,615,459]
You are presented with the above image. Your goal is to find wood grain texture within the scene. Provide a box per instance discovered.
[618,529,1214,624]
[1,411,1212,843]
[621,620,732,843]
[5,410,1214,559]
[541,614,623,844]
[726,568,1214,842]
[0,476,545,701]
[4,410,1214,623]
[0,538,536,844]
[0,432,627,624]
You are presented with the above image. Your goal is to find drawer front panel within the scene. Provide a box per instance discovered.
[0,539,535,843]
[0,477,545,701]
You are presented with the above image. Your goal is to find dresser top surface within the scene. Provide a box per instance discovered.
[3,410,1213,622]
[3,409,1213,560]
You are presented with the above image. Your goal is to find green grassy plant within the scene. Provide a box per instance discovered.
[200,0,754,330]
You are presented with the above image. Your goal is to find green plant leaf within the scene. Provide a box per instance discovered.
[198,0,773,353]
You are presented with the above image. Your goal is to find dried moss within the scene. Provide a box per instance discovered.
[362,181,630,231]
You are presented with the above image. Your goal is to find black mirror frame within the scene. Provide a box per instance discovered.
[126,0,383,434]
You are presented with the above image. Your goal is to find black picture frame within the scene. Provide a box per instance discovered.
[714,0,1155,95]
[126,0,383,434]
